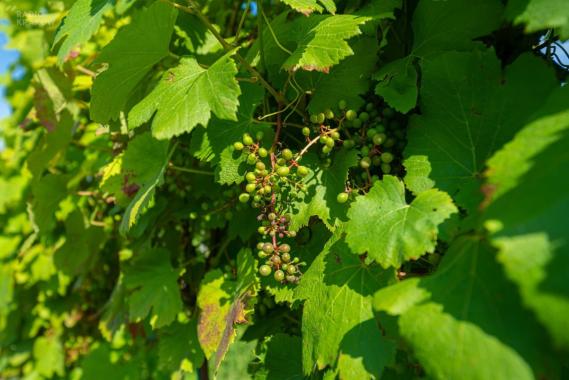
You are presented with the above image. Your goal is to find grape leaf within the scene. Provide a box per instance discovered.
[81,343,140,380]
[485,86,569,201]
[406,51,558,211]
[403,155,435,196]
[123,247,182,328]
[197,249,257,374]
[53,0,113,65]
[282,15,370,72]
[374,236,559,378]
[129,54,241,139]
[214,339,257,380]
[54,210,105,276]
[33,336,65,378]
[158,319,205,373]
[295,234,396,377]
[507,0,569,39]
[305,37,378,114]
[119,132,171,234]
[345,175,457,268]
[30,174,69,234]
[289,148,358,231]
[265,334,303,380]
[374,58,418,114]
[282,0,336,15]
[90,2,177,123]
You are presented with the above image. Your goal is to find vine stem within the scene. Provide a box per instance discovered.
[296,135,321,161]
[183,0,288,107]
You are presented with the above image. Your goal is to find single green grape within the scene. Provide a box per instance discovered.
[259,265,272,276]
[274,270,285,282]
[359,112,370,122]
[282,149,293,161]
[322,145,332,154]
[366,128,377,139]
[338,99,347,110]
[372,133,385,145]
[239,193,250,203]
[258,226,266,234]
[243,134,254,146]
[257,242,264,250]
[366,102,374,112]
[302,127,311,136]
[258,147,268,157]
[310,114,319,124]
[280,244,291,253]
[262,243,274,254]
[325,109,334,119]
[345,109,357,121]
[247,154,257,165]
[256,161,266,171]
[325,137,335,148]
[337,192,349,203]
[246,172,256,182]
[360,156,372,169]
[331,131,340,140]
[317,113,326,124]
[381,152,394,163]
[282,252,291,262]
[264,185,272,194]
[277,166,290,177]
[381,163,392,173]
[234,142,244,151]
[286,266,296,275]
[297,166,309,177]
[245,183,257,193]
[268,213,277,221]
[343,139,355,149]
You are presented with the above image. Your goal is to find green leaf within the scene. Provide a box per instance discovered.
[345,176,457,268]
[119,133,171,234]
[485,86,569,201]
[281,0,336,15]
[81,343,140,380]
[90,2,177,122]
[129,54,241,139]
[507,0,569,39]
[374,236,559,378]
[158,318,205,373]
[54,210,105,276]
[289,148,358,231]
[374,58,417,114]
[265,334,303,380]
[197,249,258,374]
[295,234,396,377]
[406,51,558,211]
[33,336,65,378]
[214,339,257,380]
[403,155,435,196]
[30,174,69,234]
[282,15,371,72]
[53,0,113,65]
[306,36,378,114]
[123,247,182,328]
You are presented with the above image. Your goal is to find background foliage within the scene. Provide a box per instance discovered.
[0,0,568,379]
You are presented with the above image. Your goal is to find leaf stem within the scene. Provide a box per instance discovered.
[168,164,214,176]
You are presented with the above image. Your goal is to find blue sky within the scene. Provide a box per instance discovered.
[0,30,20,119]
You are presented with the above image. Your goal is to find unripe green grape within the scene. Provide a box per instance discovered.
[366,128,377,139]
[381,152,394,163]
[246,183,257,193]
[277,166,290,177]
[281,252,291,262]
[302,127,311,136]
[360,157,371,169]
[280,244,291,253]
[317,113,326,124]
[268,213,276,221]
[337,192,349,203]
[262,243,274,254]
[338,99,347,110]
[243,134,254,146]
[258,147,268,157]
[272,255,282,265]
[381,163,392,173]
[373,133,385,145]
[247,154,257,164]
[289,230,297,237]
[256,131,264,140]
[343,139,355,149]
[246,172,256,182]
[352,119,362,128]
[257,242,264,250]
[256,161,266,171]
[282,149,293,160]
[325,109,334,119]
[331,131,340,140]
[259,265,272,277]
[359,112,370,122]
[345,109,357,121]
[258,226,266,234]
[286,265,296,274]
[361,146,370,156]
[264,185,272,194]
[258,187,265,195]
[239,193,250,203]
[274,270,285,282]
[258,251,268,258]
[277,158,286,166]
[325,137,335,148]
[286,275,298,283]
[297,166,309,177]
[234,141,244,151]
[322,145,332,154]
[310,114,319,124]
[253,195,262,202]
[366,102,374,112]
